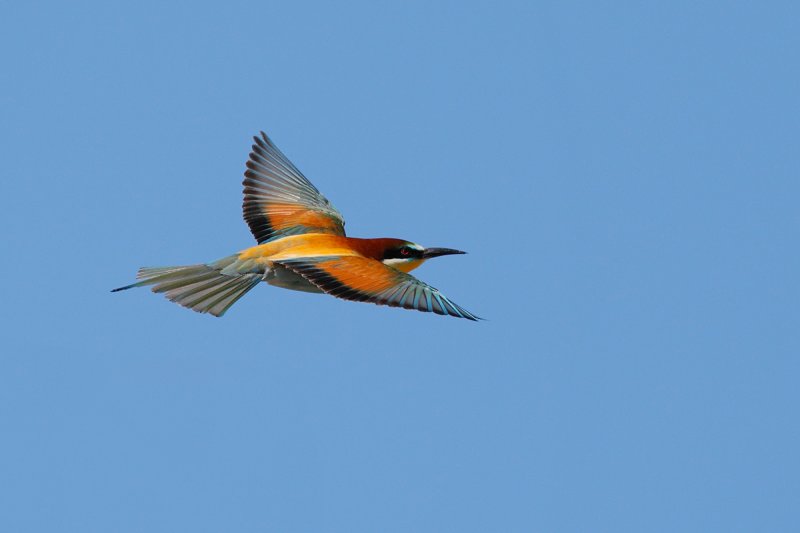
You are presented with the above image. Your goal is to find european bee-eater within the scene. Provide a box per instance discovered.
[113,132,479,320]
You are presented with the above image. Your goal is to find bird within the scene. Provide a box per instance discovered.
[112,131,479,320]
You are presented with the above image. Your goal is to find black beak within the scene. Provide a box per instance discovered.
[422,247,467,259]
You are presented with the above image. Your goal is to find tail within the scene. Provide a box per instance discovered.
[112,256,262,317]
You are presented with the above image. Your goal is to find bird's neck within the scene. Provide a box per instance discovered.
[345,237,399,260]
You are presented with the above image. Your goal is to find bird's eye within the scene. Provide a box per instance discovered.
[400,247,411,257]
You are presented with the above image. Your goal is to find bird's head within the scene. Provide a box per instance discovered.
[379,239,466,273]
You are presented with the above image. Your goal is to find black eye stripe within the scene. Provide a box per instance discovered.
[383,246,421,260]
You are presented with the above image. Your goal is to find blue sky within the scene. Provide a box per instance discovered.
[2,1,798,531]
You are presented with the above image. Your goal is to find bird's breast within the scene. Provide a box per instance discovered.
[264,263,323,294]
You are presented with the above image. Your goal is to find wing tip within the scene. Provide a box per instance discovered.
[448,304,483,321]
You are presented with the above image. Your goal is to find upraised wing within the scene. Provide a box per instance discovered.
[243,132,346,243]
[277,255,480,320]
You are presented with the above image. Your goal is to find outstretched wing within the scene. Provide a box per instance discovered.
[277,256,480,320]
[243,132,346,243]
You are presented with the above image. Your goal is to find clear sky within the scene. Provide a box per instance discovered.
[2,1,798,531]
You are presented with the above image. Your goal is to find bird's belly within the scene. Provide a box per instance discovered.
[264,263,322,294]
